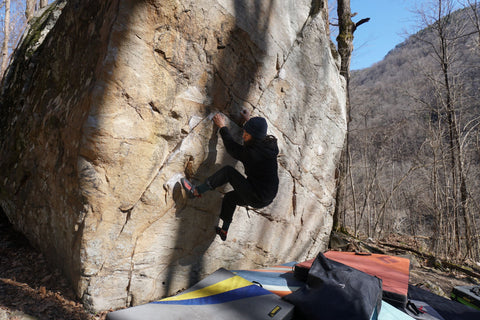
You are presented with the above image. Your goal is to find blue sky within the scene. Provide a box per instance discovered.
[347,0,464,70]
[349,0,420,70]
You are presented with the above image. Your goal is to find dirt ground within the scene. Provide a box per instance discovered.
[1,212,478,319]
[378,233,480,298]
[0,212,108,320]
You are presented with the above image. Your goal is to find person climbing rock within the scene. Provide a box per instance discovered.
[181,110,279,241]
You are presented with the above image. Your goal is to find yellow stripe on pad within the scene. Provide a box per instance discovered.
[160,276,254,302]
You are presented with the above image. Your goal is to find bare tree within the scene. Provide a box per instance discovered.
[25,0,35,21]
[463,0,480,46]
[348,0,480,260]
[1,0,11,75]
[332,0,369,232]
[410,0,476,259]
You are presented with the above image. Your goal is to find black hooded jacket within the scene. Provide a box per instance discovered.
[219,127,279,204]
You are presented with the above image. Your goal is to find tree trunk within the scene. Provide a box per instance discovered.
[40,0,48,9]
[1,0,11,76]
[26,0,36,21]
[431,0,473,258]
[336,0,354,82]
[332,0,369,232]
[332,0,354,232]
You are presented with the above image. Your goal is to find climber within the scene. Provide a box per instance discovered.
[181,110,279,241]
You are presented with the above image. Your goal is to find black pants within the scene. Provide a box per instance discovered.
[206,166,268,224]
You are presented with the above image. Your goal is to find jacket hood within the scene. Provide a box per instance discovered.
[248,135,279,159]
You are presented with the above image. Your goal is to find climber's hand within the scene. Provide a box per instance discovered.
[213,113,226,128]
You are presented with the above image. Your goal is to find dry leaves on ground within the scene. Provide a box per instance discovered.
[0,212,107,320]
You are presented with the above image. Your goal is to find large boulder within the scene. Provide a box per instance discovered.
[0,0,346,312]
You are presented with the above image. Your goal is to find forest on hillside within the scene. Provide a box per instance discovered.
[343,2,480,262]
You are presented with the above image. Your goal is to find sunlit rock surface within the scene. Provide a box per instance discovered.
[0,0,346,311]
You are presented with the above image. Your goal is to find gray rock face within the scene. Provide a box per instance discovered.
[0,0,346,312]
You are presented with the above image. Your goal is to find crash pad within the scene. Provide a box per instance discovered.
[404,299,446,319]
[378,300,415,320]
[409,284,480,320]
[232,262,304,297]
[451,285,480,311]
[284,252,383,320]
[295,251,410,308]
[106,268,294,320]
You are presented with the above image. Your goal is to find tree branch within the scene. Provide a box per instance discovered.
[353,17,370,33]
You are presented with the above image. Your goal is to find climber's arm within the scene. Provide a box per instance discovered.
[218,127,245,161]
[213,113,245,161]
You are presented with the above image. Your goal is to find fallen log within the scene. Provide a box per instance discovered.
[378,241,480,280]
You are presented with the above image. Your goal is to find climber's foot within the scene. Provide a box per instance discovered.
[215,227,228,241]
[181,178,200,198]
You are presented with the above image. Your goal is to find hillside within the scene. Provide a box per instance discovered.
[347,5,480,261]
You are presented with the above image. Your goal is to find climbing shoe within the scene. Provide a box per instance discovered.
[215,227,228,241]
[181,178,200,198]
